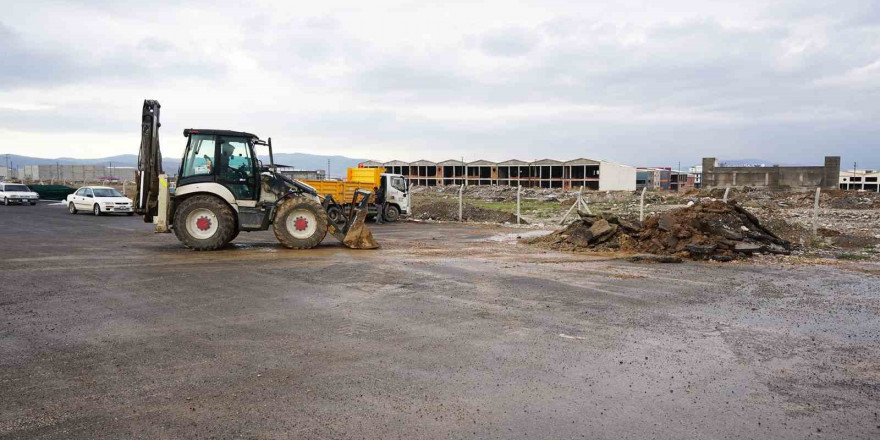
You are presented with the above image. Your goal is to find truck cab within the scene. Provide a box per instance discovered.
[380,173,409,221]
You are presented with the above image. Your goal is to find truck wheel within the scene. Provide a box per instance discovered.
[68,203,77,214]
[384,205,400,222]
[273,196,328,249]
[326,205,342,224]
[173,195,236,251]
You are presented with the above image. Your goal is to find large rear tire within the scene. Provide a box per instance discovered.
[173,195,236,251]
[273,196,328,249]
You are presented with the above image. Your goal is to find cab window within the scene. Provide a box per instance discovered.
[391,176,407,192]
[218,137,254,181]
[181,134,216,178]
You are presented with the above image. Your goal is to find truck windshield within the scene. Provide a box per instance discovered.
[92,188,124,197]
[4,185,29,192]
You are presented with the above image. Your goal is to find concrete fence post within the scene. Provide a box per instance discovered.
[458,184,464,222]
[812,187,821,238]
[516,185,521,225]
[723,186,730,203]
[639,187,646,222]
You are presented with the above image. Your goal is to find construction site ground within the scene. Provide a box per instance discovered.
[412,185,880,260]
[2,203,879,439]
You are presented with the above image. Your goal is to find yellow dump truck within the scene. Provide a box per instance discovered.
[300,168,410,222]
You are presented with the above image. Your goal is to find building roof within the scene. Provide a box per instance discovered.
[563,158,600,165]
[533,159,562,165]
[383,160,409,166]
[359,160,384,167]
[410,159,437,166]
[497,159,529,166]
[437,159,465,166]
[467,160,496,166]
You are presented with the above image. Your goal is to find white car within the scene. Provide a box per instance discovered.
[66,186,134,216]
[0,182,39,205]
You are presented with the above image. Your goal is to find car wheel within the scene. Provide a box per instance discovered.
[93,204,102,216]
[126,212,134,216]
[68,202,77,214]
[30,202,36,206]
[384,205,400,222]
[3,197,7,206]
[172,195,236,251]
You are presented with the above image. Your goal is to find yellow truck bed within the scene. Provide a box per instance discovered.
[301,167,384,203]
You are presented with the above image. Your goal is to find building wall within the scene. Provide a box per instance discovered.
[702,157,840,190]
[598,161,636,191]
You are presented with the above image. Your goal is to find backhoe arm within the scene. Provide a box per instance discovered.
[135,100,163,222]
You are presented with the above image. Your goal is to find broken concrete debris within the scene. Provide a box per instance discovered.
[529,200,792,261]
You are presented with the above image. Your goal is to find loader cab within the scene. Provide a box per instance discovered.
[179,129,260,201]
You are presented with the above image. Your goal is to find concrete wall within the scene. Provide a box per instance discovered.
[702,157,840,190]
[23,165,116,183]
[598,161,636,191]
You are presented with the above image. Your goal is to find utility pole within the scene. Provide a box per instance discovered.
[327,158,330,180]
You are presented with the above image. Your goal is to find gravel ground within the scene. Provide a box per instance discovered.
[1,203,879,439]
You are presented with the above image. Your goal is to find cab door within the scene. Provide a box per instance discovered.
[216,136,258,201]
[387,175,410,214]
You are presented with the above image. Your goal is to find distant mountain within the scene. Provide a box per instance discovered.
[2,152,367,178]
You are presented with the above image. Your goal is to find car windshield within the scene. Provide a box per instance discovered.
[5,185,29,192]
[92,188,124,197]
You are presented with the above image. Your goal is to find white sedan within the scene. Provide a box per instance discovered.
[66,186,134,216]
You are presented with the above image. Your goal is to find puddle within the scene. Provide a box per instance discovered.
[486,229,553,244]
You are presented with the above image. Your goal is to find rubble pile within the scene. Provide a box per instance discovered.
[531,201,792,261]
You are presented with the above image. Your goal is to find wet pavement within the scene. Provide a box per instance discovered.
[2,203,879,439]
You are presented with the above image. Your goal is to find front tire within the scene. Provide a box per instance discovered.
[93,204,102,216]
[273,196,328,249]
[30,202,36,206]
[384,205,400,222]
[172,195,236,251]
[68,203,77,214]
[3,198,8,206]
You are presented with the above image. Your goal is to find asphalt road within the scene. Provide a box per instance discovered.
[2,202,879,439]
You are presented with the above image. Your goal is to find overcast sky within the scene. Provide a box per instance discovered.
[1,0,878,169]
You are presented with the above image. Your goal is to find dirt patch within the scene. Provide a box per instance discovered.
[411,197,522,223]
[527,200,791,261]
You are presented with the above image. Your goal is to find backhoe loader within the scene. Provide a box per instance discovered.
[134,99,378,250]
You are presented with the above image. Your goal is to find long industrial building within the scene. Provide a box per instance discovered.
[360,158,636,191]
[22,165,136,183]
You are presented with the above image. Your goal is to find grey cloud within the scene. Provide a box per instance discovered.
[479,27,540,56]
[0,22,224,90]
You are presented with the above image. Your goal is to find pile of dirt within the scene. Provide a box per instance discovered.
[529,201,791,261]
[411,197,523,223]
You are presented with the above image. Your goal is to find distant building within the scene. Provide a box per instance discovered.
[636,168,662,190]
[840,170,880,192]
[688,165,702,188]
[360,158,636,191]
[702,157,840,190]
[277,167,326,181]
